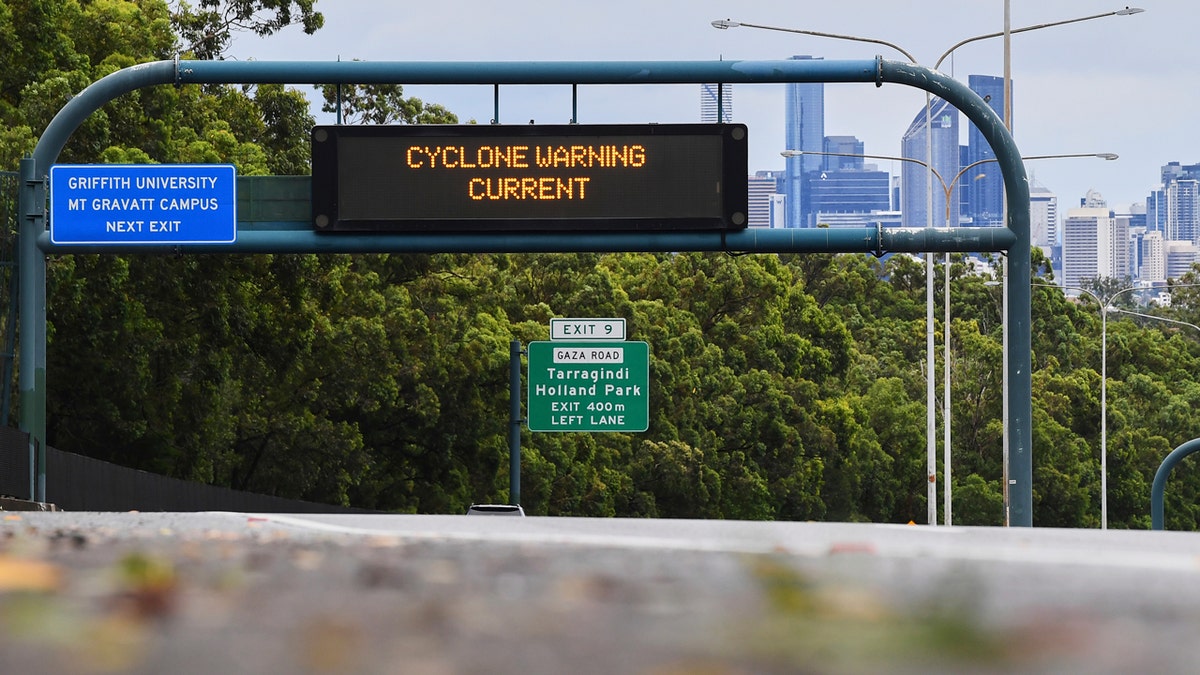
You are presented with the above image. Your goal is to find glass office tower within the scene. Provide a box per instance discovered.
[900,96,960,228]
[784,55,824,228]
[965,74,1007,227]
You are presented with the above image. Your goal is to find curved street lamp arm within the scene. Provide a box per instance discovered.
[711,20,918,63]
[786,150,1116,227]
[933,7,1146,69]
[1109,307,1200,335]
[714,8,1144,71]
[781,149,947,189]
[1031,281,1102,307]
[1031,281,1157,310]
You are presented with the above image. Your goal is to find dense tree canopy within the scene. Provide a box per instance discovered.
[7,1,1200,528]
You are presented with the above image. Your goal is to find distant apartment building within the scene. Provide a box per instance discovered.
[1147,162,1200,238]
[802,134,892,228]
[1063,192,1128,288]
[1141,230,1166,282]
[1063,209,1101,289]
[699,83,733,123]
[1030,181,1058,249]
[747,171,785,228]
[1165,240,1200,280]
[769,194,786,229]
[1128,226,1146,281]
[1139,162,1200,281]
[1113,213,1133,280]
[1127,202,1147,231]
[1147,190,1164,233]
[1165,178,1199,244]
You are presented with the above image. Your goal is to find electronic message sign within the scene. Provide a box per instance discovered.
[311,124,748,232]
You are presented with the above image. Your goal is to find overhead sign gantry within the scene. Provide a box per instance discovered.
[17,57,1035,526]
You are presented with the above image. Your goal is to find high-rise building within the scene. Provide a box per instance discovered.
[1142,230,1166,282]
[1146,162,1200,237]
[784,55,824,228]
[1146,189,1165,233]
[747,171,784,228]
[1119,203,1149,280]
[965,75,1007,227]
[1127,202,1147,232]
[1165,240,1200,280]
[1062,207,1106,289]
[699,83,733,123]
[1113,214,1133,280]
[959,144,971,218]
[822,136,864,171]
[1030,181,1058,249]
[808,164,891,227]
[1129,226,1147,280]
[900,96,959,228]
[769,195,787,229]
[1063,191,1128,288]
[1165,178,1200,244]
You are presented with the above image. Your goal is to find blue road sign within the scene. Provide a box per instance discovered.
[50,164,237,245]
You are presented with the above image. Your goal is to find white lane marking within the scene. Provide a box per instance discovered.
[209,512,800,555]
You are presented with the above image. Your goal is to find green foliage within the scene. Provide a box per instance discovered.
[170,0,323,60]
[953,473,1003,526]
[316,72,459,125]
[40,236,1200,525]
[0,0,320,172]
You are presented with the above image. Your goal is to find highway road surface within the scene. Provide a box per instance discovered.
[3,511,1200,674]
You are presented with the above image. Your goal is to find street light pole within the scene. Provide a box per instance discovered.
[715,16,939,526]
[787,149,1113,523]
[719,6,1144,527]
[791,150,1112,526]
[1030,282,1126,530]
[1031,281,1200,528]
[944,152,1115,524]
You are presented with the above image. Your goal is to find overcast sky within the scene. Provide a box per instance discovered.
[229,1,1186,214]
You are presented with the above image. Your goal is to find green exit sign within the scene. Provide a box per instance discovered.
[527,341,649,432]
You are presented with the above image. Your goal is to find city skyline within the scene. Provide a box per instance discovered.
[229,1,1187,214]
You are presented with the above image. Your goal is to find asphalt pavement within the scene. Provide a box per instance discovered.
[3,511,1200,674]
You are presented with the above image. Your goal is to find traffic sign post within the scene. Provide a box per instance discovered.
[527,340,649,432]
[49,164,237,245]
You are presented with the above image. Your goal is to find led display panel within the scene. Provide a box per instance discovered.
[311,124,748,232]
